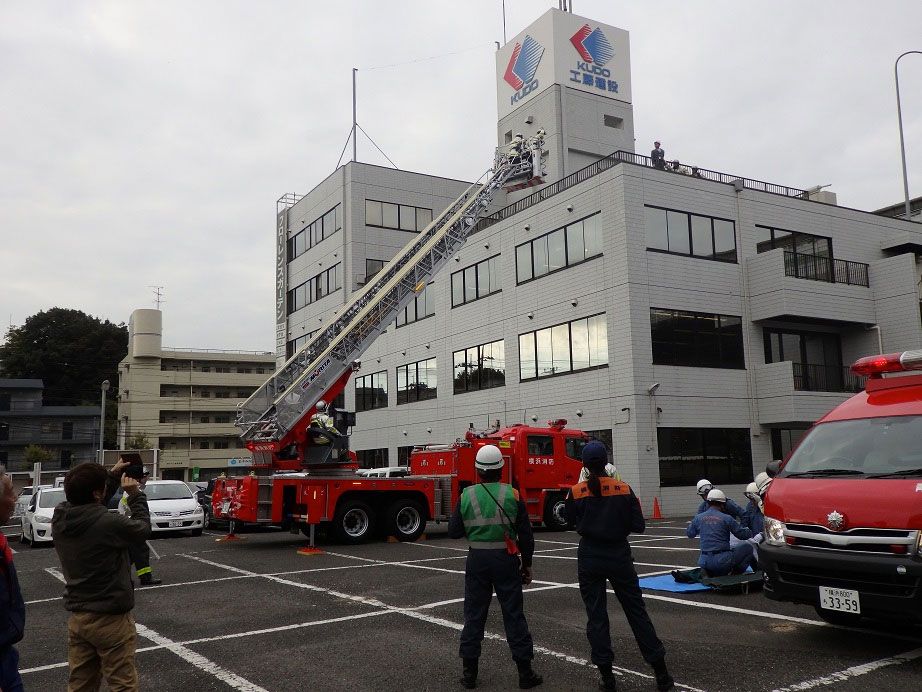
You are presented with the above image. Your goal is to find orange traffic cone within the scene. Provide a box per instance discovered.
[652,497,663,520]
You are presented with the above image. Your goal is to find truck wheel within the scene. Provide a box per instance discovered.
[332,500,374,544]
[813,606,863,626]
[386,500,426,541]
[543,494,572,531]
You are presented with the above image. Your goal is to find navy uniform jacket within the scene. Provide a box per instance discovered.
[565,477,644,544]
[696,497,745,519]
[740,503,764,537]
[686,507,752,553]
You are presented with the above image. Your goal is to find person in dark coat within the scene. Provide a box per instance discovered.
[0,471,25,692]
[566,442,674,691]
[448,445,542,690]
[651,141,666,169]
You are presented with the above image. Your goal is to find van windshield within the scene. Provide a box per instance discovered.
[780,416,922,478]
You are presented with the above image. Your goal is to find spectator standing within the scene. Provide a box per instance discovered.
[651,141,666,169]
[0,470,25,692]
[566,442,674,691]
[52,460,151,692]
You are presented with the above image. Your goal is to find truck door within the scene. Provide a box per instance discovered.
[524,433,558,488]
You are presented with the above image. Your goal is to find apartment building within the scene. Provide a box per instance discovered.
[118,309,275,481]
[0,379,100,473]
[274,8,922,516]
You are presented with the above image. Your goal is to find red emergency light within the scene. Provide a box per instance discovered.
[850,350,922,377]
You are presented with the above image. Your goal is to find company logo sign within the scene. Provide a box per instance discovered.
[503,35,544,105]
[568,24,619,94]
[302,357,332,389]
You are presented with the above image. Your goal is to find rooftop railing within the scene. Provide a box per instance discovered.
[783,251,870,287]
[472,150,808,233]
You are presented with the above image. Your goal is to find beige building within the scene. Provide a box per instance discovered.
[117,309,275,481]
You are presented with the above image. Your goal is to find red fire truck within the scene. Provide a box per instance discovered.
[214,136,594,544]
[760,350,922,624]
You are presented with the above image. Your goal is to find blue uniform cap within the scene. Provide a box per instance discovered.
[581,440,608,467]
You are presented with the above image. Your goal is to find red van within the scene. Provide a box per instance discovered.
[760,350,922,624]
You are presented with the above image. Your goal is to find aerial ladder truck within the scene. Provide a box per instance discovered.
[213,133,590,544]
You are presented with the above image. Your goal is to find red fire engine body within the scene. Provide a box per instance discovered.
[213,419,589,544]
[760,350,922,623]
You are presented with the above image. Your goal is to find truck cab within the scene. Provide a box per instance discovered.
[760,350,922,623]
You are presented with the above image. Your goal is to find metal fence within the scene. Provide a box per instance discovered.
[792,362,867,393]
[783,251,870,287]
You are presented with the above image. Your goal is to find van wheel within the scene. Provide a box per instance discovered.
[813,606,862,626]
[332,500,375,544]
[543,494,572,531]
[386,500,426,541]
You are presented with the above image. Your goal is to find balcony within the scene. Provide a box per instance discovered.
[747,249,875,324]
[754,361,864,425]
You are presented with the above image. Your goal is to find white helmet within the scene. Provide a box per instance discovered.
[474,445,504,471]
[706,488,727,503]
[696,479,713,496]
[744,482,759,501]
[315,399,327,413]
[755,474,772,495]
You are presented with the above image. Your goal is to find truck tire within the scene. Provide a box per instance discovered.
[543,494,572,531]
[386,499,426,542]
[332,500,375,544]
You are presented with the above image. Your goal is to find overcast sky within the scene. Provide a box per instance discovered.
[2,0,920,353]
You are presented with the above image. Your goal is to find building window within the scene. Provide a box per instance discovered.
[764,328,852,392]
[0,423,7,441]
[519,314,608,381]
[644,206,737,262]
[215,416,230,424]
[355,448,389,469]
[451,255,501,308]
[0,451,6,466]
[355,371,388,412]
[396,284,435,327]
[365,200,433,232]
[516,212,602,283]
[287,330,319,359]
[756,225,831,257]
[200,416,211,423]
[214,392,231,399]
[583,429,614,465]
[287,204,342,262]
[287,263,342,314]
[236,391,252,398]
[0,393,9,411]
[214,441,230,449]
[200,441,210,449]
[657,428,753,487]
[365,259,386,282]
[201,366,211,373]
[453,340,505,394]
[651,308,745,369]
[215,367,231,373]
[397,445,415,466]
[396,358,437,404]
[238,368,251,374]
[62,421,74,440]
[770,427,810,461]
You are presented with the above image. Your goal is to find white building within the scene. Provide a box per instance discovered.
[274,8,922,516]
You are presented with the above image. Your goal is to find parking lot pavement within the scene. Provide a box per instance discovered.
[12,521,922,691]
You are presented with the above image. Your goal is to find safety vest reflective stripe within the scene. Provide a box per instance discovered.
[463,485,509,527]
[461,483,517,545]
[468,541,509,550]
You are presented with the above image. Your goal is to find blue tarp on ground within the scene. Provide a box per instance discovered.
[638,574,711,593]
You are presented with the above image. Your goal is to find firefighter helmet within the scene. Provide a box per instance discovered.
[315,399,327,413]
[474,445,504,471]
[706,488,727,503]
[696,479,713,496]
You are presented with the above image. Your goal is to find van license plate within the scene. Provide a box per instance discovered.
[168,520,184,528]
[819,586,860,614]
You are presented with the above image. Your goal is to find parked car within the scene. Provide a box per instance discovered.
[21,487,66,546]
[14,484,50,520]
[355,466,410,479]
[141,480,205,536]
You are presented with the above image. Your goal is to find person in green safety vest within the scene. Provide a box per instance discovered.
[448,444,543,690]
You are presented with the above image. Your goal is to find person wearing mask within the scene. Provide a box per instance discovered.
[52,460,151,692]
[448,445,542,690]
[566,442,674,691]
[686,489,753,577]
[0,470,25,692]
[694,479,744,518]
[651,141,666,170]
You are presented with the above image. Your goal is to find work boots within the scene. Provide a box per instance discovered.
[597,664,616,690]
[515,659,543,689]
[139,573,162,586]
[651,657,674,691]
[460,658,478,689]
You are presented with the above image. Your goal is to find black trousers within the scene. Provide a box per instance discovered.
[128,540,151,576]
[577,539,665,667]
[459,549,534,661]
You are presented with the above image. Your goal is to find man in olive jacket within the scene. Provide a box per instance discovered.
[52,460,151,692]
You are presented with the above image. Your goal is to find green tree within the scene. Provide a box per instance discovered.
[0,308,127,407]
[126,434,151,449]
[23,444,54,467]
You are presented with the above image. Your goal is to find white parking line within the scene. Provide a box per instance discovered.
[136,623,269,692]
[771,646,922,691]
[44,567,66,583]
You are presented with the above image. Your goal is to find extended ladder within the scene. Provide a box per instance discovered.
[237,134,546,444]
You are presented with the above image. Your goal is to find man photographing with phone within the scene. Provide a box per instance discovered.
[52,457,152,691]
[110,454,162,586]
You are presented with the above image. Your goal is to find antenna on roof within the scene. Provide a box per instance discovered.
[150,286,164,310]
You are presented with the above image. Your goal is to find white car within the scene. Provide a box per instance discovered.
[14,484,50,519]
[142,480,204,536]
[21,486,66,545]
[355,466,410,479]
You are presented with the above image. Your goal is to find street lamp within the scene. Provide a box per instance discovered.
[895,51,922,222]
[98,380,110,464]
